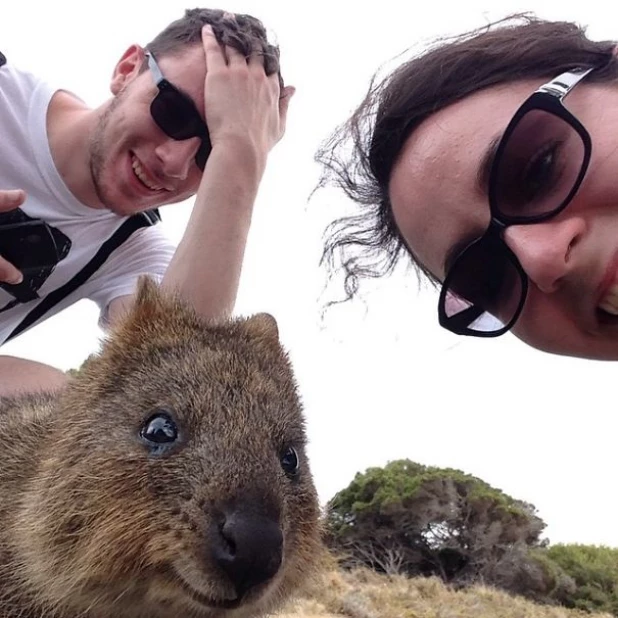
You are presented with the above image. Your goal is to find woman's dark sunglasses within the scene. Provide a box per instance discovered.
[146,51,211,171]
[438,66,594,337]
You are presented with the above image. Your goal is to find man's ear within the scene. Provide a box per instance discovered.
[110,44,145,95]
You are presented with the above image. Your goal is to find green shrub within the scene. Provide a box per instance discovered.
[544,544,618,615]
[326,459,546,588]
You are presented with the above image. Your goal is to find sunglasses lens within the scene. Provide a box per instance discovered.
[150,86,211,170]
[494,109,586,219]
[195,136,212,171]
[440,236,524,335]
[151,88,204,140]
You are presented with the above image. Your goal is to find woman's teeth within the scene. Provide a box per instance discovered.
[599,283,618,316]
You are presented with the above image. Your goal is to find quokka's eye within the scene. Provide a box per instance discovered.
[280,446,300,478]
[140,411,178,454]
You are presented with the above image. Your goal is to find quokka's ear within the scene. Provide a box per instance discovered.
[75,277,170,387]
[109,276,169,343]
[245,313,280,343]
[132,276,166,316]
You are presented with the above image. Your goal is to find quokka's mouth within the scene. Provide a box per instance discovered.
[174,570,243,610]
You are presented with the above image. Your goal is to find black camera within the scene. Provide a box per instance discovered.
[0,219,67,274]
[0,210,71,303]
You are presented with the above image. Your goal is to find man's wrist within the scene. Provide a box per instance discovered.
[205,137,268,183]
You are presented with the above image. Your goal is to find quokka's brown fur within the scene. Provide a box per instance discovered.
[0,278,322,618]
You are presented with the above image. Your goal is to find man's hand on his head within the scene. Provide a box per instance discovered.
[200,24,294,172]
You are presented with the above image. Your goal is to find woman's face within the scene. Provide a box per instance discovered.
[389,77,618,360]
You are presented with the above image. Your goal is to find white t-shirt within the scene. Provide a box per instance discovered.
[0,59,175,343]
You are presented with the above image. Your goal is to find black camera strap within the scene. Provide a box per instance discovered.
[5,209,160,343]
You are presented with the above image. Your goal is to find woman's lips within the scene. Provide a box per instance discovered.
[597,250,618,316]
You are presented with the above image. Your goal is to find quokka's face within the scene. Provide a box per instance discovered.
[33,308,320,617]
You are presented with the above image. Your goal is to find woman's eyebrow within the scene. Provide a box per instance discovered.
[443,134,502,276]
[443,231,480,276]
[476,134,502,196]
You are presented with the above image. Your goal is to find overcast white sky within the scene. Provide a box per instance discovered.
[2,0,617,547]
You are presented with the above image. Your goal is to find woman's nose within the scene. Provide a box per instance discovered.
[503,216,586,293]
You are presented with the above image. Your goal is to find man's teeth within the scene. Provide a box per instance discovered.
[131,156,163,191]
[599,283,618,316]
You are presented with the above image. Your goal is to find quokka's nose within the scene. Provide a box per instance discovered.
[211,510,283,598]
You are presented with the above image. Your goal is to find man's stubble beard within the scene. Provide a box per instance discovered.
[88,93,124,212]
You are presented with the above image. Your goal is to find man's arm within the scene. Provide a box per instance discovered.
[160,26,293,321]
[106,143,261,326]
[159,142,260,321]
[107,139,261,326]
[108,26,293,327]
[0,355,67,397]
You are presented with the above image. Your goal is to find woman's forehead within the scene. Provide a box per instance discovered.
[389,79,540,279]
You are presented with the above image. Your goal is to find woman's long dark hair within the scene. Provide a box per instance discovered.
[316,14,618,300]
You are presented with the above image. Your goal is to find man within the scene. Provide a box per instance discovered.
[0,8,293,394]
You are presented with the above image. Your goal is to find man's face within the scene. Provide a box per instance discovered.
[90,44,207,216]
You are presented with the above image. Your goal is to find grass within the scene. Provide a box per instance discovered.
[273,566,613,618]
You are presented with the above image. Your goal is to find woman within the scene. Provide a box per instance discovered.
[318,14,618,360]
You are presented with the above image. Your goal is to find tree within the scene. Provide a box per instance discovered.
[543,544,618,615]
[326,459,547,589]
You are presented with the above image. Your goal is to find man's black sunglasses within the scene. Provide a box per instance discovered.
[146,51,211,171]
